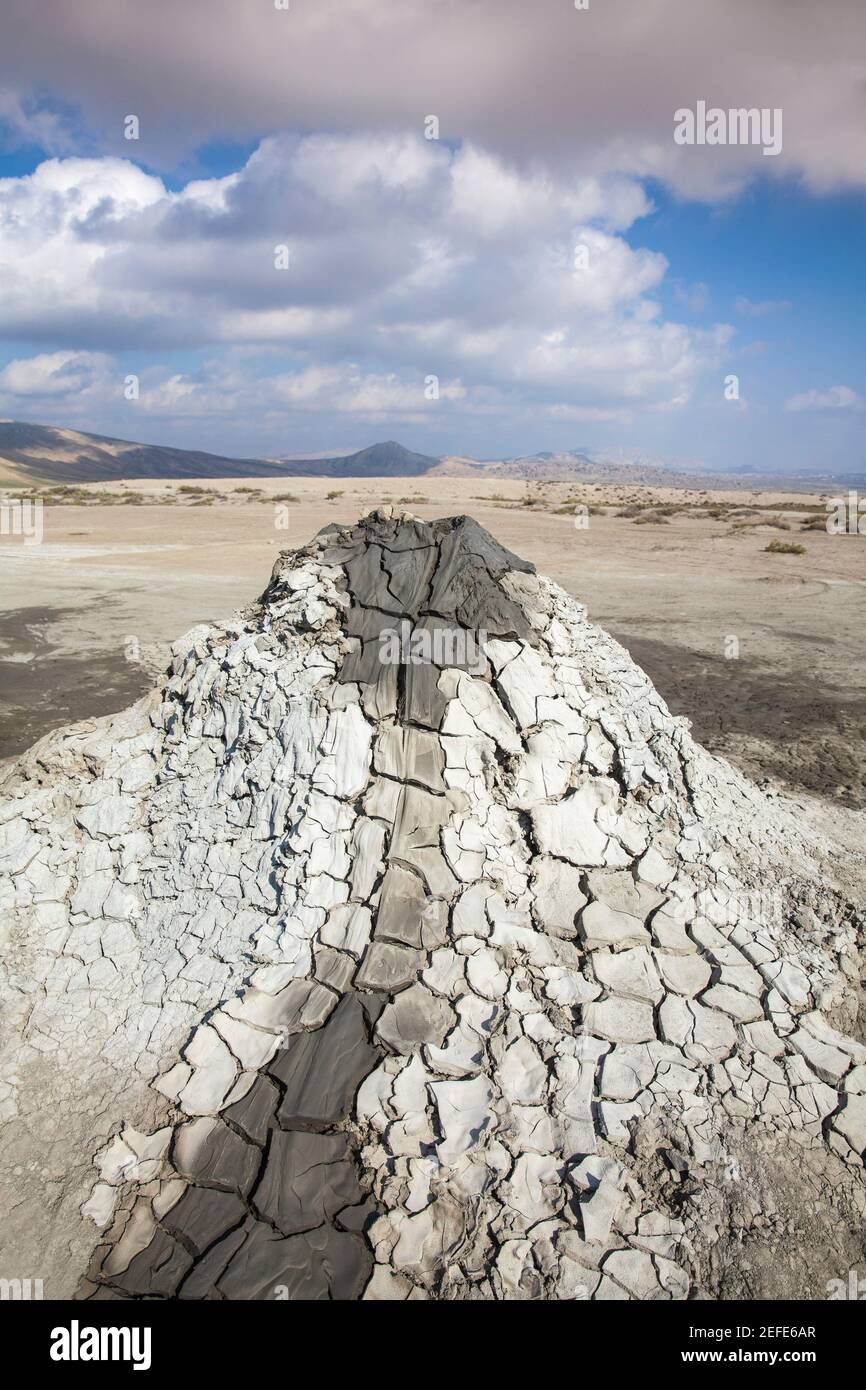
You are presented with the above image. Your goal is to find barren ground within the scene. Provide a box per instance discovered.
[1,474,864,809]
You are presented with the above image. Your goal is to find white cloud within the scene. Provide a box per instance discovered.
[784,385,864,411]
[0,139,731,430]
[3,0,866,198]
[0,349,110,396]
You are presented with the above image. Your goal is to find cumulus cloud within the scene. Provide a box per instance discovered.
[2,0,866,197]
[0,349,111,397]
[0,137,731,432]
[784,385,864,411]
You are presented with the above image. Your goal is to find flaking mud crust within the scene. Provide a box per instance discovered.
[1,512,864,1301]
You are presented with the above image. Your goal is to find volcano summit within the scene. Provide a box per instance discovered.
[0,512,864,1301]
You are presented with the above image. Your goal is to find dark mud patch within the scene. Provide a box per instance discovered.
[0,605,151,760]
[616,632,866,808]
[2,603,864,809]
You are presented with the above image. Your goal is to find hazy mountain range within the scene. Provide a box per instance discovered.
[0,420,860,491]
[0,420,282,484]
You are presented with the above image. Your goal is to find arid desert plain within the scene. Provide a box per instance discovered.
[2,473,864,834]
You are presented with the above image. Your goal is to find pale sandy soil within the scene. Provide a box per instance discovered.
[1,473,864,806]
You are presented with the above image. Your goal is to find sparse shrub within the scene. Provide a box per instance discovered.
[764,539,806,555]
[735,516,791,531]
[44,486,88,503]
[554,501,600,516]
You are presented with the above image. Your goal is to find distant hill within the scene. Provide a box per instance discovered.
[275,440,441,476]
[0,420,852,492]
[0,423,444,484]
[0,421,284,483]
[472,449,843,493]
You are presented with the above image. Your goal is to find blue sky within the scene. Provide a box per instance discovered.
[613,181,866,472]
[0,0,864,473]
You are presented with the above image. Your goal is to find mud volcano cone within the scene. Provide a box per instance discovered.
[1,511,864,1301]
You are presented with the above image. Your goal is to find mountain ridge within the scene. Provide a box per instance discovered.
[274,440,441,477]
[0,420,282,483]
[1,419,860,491]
